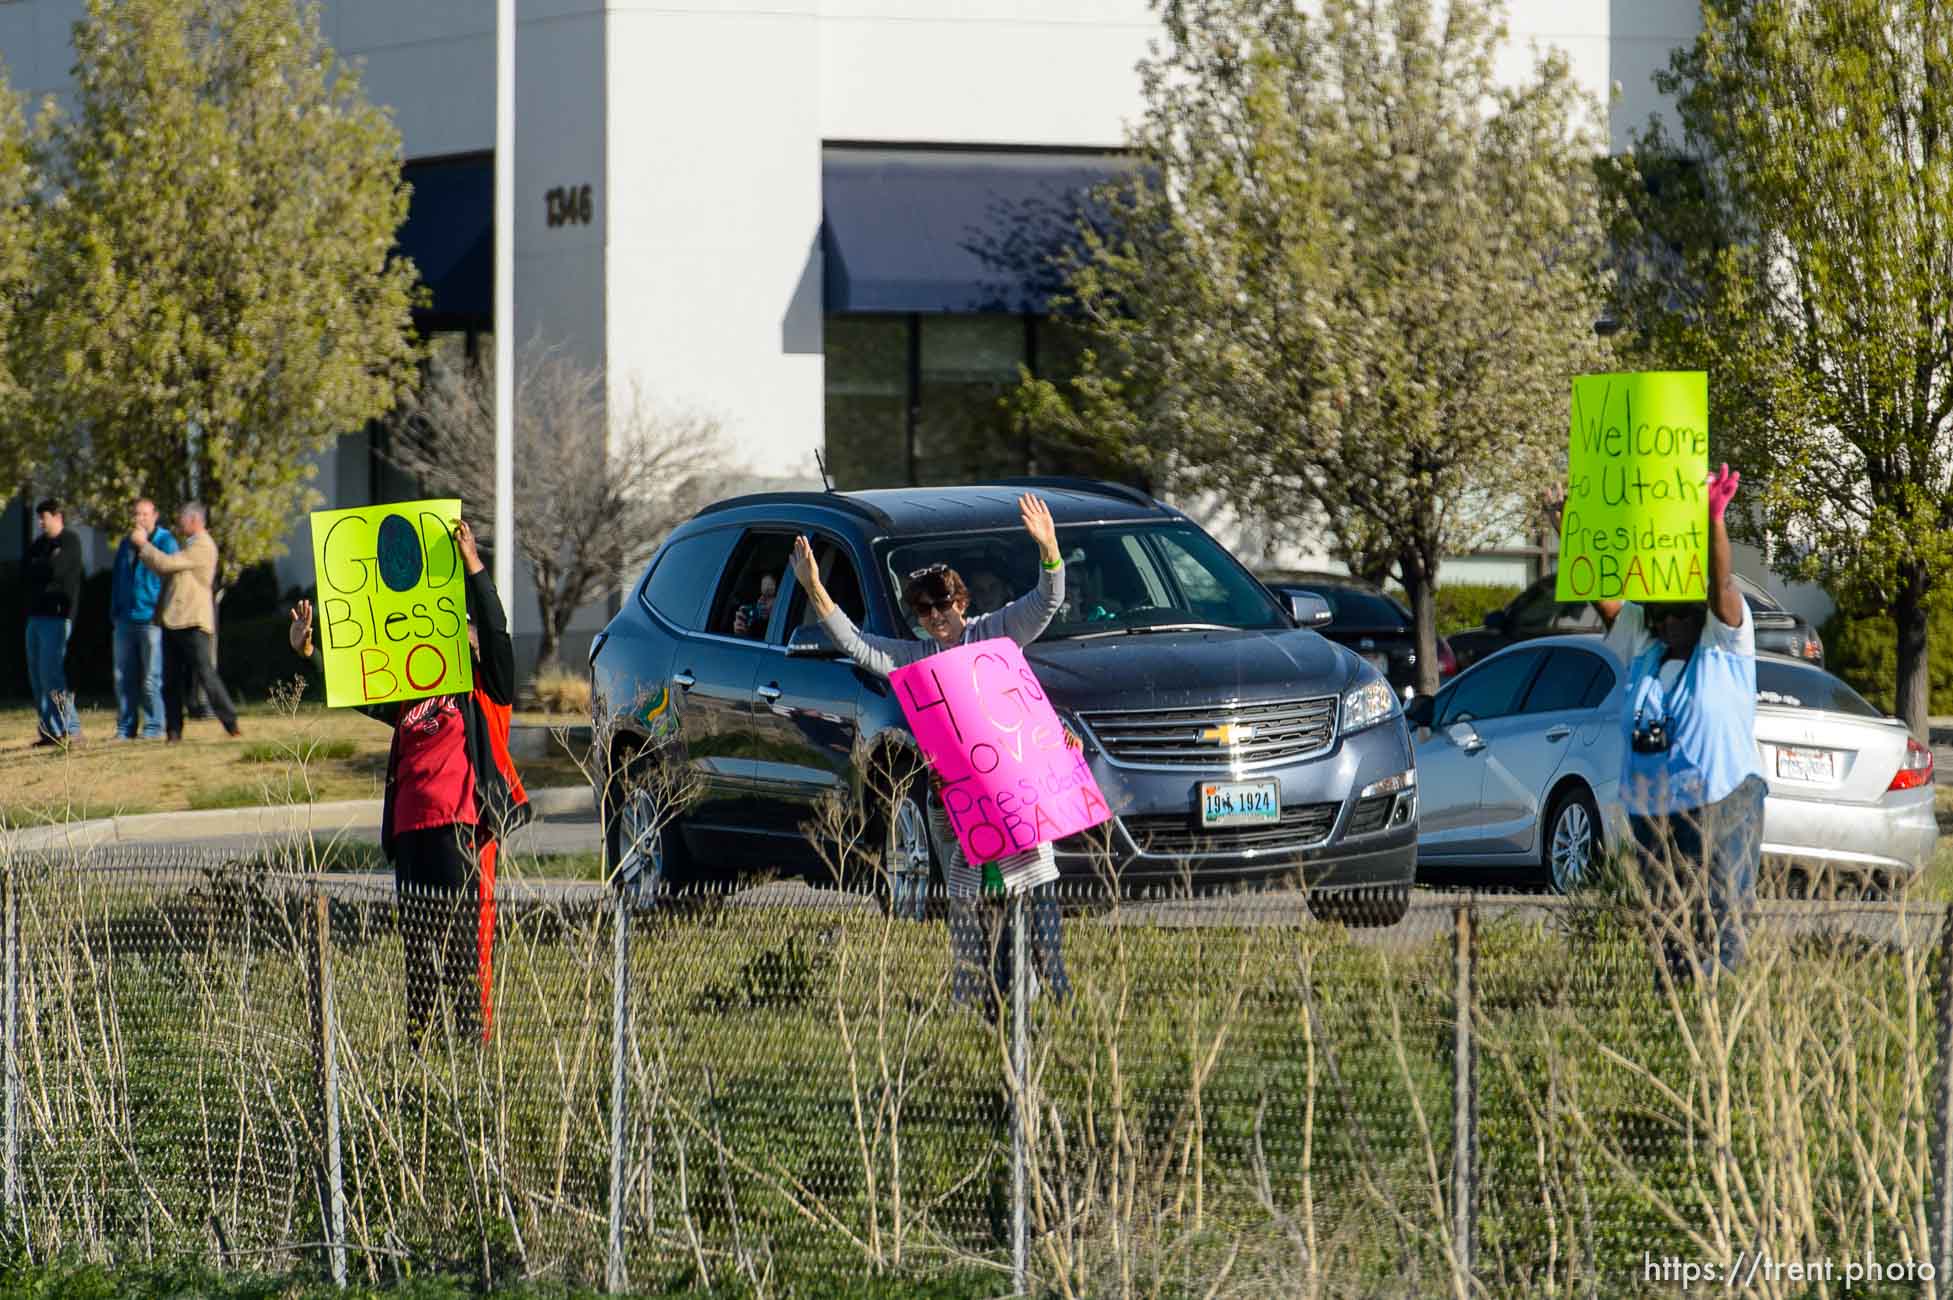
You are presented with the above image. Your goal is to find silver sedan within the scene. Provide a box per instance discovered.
[1408,636,1938,893]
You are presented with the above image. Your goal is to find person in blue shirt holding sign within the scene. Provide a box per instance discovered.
[1594,463,1767,977]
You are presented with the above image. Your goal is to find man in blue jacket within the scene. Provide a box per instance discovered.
[109,497,177,740]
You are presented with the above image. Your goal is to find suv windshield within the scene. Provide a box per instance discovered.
[881,522,1288,640]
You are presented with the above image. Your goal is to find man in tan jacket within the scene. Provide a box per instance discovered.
[134,500,241,741]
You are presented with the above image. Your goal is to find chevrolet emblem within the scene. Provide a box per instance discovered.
[1201,722,1256,745]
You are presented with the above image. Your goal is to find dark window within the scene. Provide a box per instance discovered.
[914,315,1026,483]
[783,535,867,634]
[1439,649,1544,726]
[823,311,1129,491]
[705,531,797,641]
[824,316,909,489]
[1580,660,1617,708]
[1521,649,1609,714]
[640,529,735,630]
[1755,660,1882,718]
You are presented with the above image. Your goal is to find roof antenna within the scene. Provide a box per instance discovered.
[815,448,835,492]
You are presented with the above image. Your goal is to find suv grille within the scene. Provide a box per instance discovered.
[1079,697,1339,768]
[1120,802,1340,856]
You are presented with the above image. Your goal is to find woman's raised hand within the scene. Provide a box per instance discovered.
[1019,493,1058,558]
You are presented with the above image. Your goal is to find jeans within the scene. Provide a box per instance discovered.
[947,886,1070,1016]
[161,626,239,737]
[25,616,78,740]
[113,620,165,738]
[1629,774,1768,976]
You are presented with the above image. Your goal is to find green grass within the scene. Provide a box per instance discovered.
[0,1259,1005,1298]
[239,737,359,764]
[187,781,322,811]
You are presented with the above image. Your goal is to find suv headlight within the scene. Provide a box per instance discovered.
[1341,676,1400,735]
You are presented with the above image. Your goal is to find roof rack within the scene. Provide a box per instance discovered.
[986,476,1163,511]
[692,491,895,529]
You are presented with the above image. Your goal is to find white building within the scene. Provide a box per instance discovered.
[5,0,1753,669]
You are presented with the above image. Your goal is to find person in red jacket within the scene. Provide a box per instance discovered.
[289,519,530,1044]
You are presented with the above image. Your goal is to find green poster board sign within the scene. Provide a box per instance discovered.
[1555,372,1710,603]
[309,499,474,707]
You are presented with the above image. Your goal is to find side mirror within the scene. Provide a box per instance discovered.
[1285,591,1333,629]
[1404,694,1435,729]
[1483,609,1506,631]
[786,623,844,659]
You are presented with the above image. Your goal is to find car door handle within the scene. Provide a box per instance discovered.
[1545,725,1571,742]
[673,671,696,691]
[756,683,783,703]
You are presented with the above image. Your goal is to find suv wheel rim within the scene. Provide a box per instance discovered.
[1550,801,1592,893]
[622,788,667,898]
[886,798,931,919]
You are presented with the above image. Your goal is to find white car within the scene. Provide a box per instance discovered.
[1408,636,1937,894]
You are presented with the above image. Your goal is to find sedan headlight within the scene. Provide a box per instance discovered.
[1342,676,1400,735]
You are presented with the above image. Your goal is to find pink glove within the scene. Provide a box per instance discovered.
[1707,462,1740,522]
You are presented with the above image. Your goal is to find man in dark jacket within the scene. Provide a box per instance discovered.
[110,497,177,740]
[24,498,83,746]
[289,518,530,1043]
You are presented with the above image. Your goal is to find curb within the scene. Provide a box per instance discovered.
[2,785,594,853]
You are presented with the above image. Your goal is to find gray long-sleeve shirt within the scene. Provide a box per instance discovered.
[820,563,1064,675]
[822,562,1066,896]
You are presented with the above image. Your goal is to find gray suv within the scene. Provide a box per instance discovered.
[589,479,1417,924]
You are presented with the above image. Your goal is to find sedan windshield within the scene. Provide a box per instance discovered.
[880,523,1288,640]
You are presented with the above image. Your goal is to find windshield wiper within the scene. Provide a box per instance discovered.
[1057,622,1234,640]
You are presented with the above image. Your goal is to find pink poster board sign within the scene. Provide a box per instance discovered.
[890,639,1113,866]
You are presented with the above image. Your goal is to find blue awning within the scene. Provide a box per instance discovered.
[397,154,492,321]
[822,148,1132,314]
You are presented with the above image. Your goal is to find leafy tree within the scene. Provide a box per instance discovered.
[1604,0,1953,733]
[1013,0,1609,692]
[387,338,734,670]
[16,0,420,586]
[0,80,38,491]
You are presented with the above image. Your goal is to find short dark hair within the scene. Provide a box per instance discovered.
[903,565,968,613]
[33,498,58,517]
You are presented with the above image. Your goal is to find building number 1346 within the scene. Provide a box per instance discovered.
[545,184,593,227]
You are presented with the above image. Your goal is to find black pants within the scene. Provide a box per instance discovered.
[162,626,238,737]
[1629,774,1768,978]
[948,888,1070,1017]
[394,824,483,1044]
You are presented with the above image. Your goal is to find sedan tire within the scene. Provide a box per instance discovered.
[1543,785,1601,894]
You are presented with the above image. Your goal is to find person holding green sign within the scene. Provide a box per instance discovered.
[1594,463,1767,978]
[290,518,531,1044]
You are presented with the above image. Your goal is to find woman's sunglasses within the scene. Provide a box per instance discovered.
[912,598,955,617]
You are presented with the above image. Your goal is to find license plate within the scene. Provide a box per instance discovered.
[1776,745,1837,783]
[1201,779,1281,828]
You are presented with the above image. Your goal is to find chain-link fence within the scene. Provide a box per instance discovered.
[4,843,1953,1297]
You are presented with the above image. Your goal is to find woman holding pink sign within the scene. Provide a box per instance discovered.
[790,492,1073,1014]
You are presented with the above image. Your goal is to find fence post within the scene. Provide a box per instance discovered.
[1929,904,1953,1294]
[307,891,347,1288]
[3,858,17,1226]
[1451,899,1476,1289]
[606,888,631,1293]
[1011,890,1029,1296]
